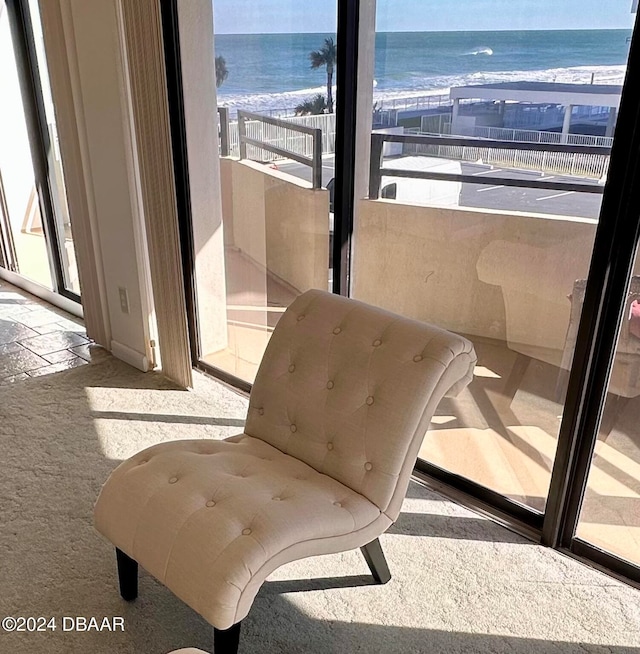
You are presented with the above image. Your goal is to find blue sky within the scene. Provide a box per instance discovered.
[213,0,636,34]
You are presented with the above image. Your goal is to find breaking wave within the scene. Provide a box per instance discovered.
[466,47,494,56]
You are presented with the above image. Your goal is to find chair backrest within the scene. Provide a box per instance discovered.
[245,289,476,520]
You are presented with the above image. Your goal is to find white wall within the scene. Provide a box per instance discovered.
[51,0,152,370]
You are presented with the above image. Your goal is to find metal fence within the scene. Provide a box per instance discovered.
[377,93,454,113]
[473,126,614,148]
[286,113,337,154]
[369,133,609,200]
[420,113,452,135]
[373,109,399,128]
[403,133,611,179]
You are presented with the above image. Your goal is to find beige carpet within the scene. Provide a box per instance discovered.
[0,355,639,654]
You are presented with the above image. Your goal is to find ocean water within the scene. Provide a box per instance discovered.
[214,30,631,113]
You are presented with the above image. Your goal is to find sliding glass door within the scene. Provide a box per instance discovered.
[167,0,640,585]
[349,2,635,523]
[164,0,335,388]
[0,0,79,301]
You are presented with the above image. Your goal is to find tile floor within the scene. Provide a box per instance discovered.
[0,280,94,385]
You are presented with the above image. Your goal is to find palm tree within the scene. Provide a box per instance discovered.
[215,55,228,89]
[294,94,328,116]
[309,37,336,113]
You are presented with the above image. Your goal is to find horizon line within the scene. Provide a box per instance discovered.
[214,26,633,36]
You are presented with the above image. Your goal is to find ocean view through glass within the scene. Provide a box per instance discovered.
[214,29,630,115]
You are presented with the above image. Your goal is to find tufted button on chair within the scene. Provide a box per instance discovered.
[94,289,476,653]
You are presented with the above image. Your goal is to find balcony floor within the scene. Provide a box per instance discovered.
[202,246,297,383]
[425,335,640,566]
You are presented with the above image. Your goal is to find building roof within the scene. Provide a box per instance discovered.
[450,81,623,108]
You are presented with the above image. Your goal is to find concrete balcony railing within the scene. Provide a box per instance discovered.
[220,158,330,296]
[219,155,604,380]
[217,154,603,390]
[209,158,329,381]
[352,198,597,367]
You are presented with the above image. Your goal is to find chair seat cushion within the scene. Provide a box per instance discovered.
[94,435,384,629]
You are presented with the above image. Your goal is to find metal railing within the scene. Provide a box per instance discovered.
[369,133,610,200]
[222,112,335,161]
[420,113,452,135]
[218,107,230,157]
[224,110,323,188]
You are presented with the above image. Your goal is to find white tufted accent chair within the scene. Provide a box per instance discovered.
[94,289,476,653]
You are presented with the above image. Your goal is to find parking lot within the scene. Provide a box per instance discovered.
[274,154,604,220]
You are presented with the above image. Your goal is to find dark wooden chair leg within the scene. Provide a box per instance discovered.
[214,621,242,654]
[360,538,391,584]
[116,548,138,601]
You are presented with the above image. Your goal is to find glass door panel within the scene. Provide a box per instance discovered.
[351,1,635,512]
[0,0,80,300]
[26,0,80,295]
[0,3,53,289]
[575,245,640,567]
[179,1,336,384]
